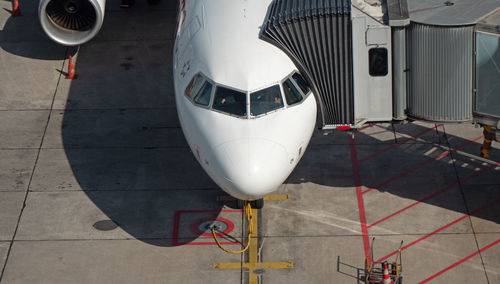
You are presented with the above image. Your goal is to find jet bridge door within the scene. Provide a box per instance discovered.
[351,10,393,123]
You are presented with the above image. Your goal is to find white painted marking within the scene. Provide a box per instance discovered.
[268,205,362,234]
[424,147,438,156]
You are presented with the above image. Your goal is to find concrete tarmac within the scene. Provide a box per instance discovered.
[0,0,499,283]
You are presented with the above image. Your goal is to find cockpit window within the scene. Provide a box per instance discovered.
[292,72,311,95]
[184,71,309,117]
[185,74,204,99]
[213,86,247,117]
[250,85,283,116]
[283,78,303,106]
[193,81,213,106]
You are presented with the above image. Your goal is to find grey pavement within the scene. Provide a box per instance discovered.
[52,41,175,110]
[0,0,499,283]
[0,243,8,275]
[0,111,48,148]
[42,108,185,149]
[0,193,25,240]
[0,150,37,191]
[2,240,242,284]
[476,234,500,283]
[30,148,216,191]
[14,190,241,241]
[0,43,66,110]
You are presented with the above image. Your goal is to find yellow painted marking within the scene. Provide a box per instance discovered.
[213,201,293,283]
[259,262,294,269]
[264,194,290,201]
[213,262,294,269]
[248,208,259,284]
[213,262,246,269]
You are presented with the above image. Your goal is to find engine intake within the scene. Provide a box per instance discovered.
[39,0,105,46]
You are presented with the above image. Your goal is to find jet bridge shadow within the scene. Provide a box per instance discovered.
[288,122,500,226]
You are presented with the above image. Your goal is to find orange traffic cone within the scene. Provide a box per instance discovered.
[381,262,393,284]
[12,0,22,16]
[66,56,78,79]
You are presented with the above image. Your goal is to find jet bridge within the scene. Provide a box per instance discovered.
[260,0,355,127]
[260,0,500,132]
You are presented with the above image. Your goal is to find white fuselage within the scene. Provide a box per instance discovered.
[173,0,317,200]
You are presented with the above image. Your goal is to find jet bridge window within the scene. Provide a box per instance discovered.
[213,86,247,117]
[250,85,284,116]
[475,31,500,117]
[369,48,388,76]
[282,78,303,106]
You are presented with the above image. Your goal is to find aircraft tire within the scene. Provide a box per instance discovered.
[252,198,264,209]
[236,199,264,209]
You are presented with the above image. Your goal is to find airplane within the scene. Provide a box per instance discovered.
[35,0,500,209]
[37,0,317,208]
[172,0,317,208]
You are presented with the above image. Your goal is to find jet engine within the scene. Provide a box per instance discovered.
[39,0,105,46]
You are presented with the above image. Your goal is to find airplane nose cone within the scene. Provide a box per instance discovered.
[216,138,289,200]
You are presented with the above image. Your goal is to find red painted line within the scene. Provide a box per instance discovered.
[175,209,243,214]
[368,162,499,229]
[172,210,181,246]
[359,124,441,163]
[176,241,241,246]
[419,238,500,283]
[349,137,370,259]
[358,123,375,132]
[361,136,483,195]
[171,209,243,246]
[378,197,500,262]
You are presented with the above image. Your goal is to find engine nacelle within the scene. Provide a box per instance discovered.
[39,0,105,46]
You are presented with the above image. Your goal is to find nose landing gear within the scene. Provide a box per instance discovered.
[237,198,264,209]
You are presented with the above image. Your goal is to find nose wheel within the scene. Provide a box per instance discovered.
[237,198,264,209]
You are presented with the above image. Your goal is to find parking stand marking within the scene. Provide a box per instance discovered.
[419,238,500,283]
[213,203,294,284]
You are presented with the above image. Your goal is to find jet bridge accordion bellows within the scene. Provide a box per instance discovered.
[260,0,354,127]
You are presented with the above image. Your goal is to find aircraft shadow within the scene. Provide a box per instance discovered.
[58,37,237,246]
[16,0,232,247]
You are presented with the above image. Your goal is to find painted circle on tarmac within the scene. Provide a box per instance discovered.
[192,217,234,237]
